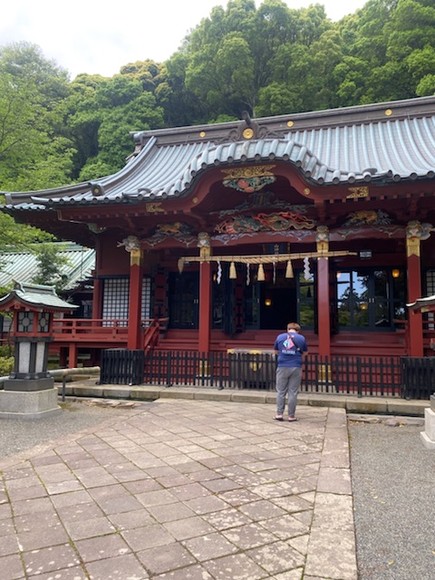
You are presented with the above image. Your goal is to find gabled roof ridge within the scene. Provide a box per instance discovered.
[133,96,435,146]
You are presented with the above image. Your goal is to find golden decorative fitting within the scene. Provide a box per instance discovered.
[199,131,206,137]
[347,186,369,199]
[221,165,275,180]
[317,241,329,254]
[242,128,254,139]
[145,202,164,213]
[130,248,142,266]
[406,237,420,257]
[304,188,311,195]
[287,121,294,127]
[192,197,198,204]
[316,225,329,254]
[385,109,393,116]
[197,232,211,260]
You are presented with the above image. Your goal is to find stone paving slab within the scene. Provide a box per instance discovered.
[57,378,429,416]
[0,399,357,579]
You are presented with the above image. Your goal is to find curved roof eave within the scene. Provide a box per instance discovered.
[2,137,158,210]
[5,136,434,212]
[2,98,434,211]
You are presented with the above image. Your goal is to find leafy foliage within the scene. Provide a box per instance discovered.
[30,243,71,291]
[0,345,14,376]
[0,42,74,191]
[0,0,432,201]
[0,207,53,251]
[64,73,165,178]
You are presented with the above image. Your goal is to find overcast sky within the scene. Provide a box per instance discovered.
[2,0,367,79]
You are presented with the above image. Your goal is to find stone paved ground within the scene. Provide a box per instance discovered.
[349,418,435,580]
[0,399,357,580]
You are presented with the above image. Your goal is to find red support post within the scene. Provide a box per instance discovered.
[407,253,424,357]
[92,237,103,319]
[127,249,143,350]
[68,343,78,369]
[317,257,331,357]
[92,278,102,320]
[198,261,212,354]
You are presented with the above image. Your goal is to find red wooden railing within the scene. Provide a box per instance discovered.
[52,317,169,349]
[52,318,129,341]
[143,318,168,353]
[49,317,170,367]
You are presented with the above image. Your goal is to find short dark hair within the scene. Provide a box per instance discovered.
[287,322,301,332]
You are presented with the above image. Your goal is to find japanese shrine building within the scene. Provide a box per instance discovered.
[2,95,435,366]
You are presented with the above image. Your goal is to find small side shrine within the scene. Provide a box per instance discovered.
[0,282,77,418]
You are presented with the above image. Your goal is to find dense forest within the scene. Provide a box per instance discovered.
[0,0,434,250]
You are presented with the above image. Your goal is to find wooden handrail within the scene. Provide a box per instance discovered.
[143,320,159,352]
[51,317,170,345]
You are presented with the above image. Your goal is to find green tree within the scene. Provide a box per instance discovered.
[336,0,435,104]
[120,59,163,92]
[62,74,106,179]
[0,206,53,283]
[0,42,75,191]
[256,82,303,116]
[182,0,336,118]
[31,243,70,291]
[184,0,257,118]
[155,53,208,126]
[64,73,165,178]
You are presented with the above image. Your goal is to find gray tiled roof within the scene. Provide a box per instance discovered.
[407,295,435,311]
[0,244,95,291]
[3,96,435,210]
[0,281,78,311]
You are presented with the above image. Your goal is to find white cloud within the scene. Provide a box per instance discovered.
[2,0,367,78]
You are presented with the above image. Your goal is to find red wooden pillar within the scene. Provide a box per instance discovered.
[197,233,212,355]
[92,278,102,319]
[92,237,103,319]
[198,261,212,354]
[317,257,331,357]
[68,343,78,369]
[127,247,144,350]
[316,227,331,357]
[406,225,424,356]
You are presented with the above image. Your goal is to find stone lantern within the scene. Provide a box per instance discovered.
[0,282,77,418]
[407,294,435,449]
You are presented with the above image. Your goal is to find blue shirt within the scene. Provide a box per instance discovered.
[274,331,308,368]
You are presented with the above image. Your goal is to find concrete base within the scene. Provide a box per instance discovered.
[3,377,54,392]
[0,387,61,419]
[420,407,435,450]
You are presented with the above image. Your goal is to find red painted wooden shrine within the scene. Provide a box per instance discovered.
[2,97,435,367]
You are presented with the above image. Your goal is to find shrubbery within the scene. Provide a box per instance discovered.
[0,345,14,376]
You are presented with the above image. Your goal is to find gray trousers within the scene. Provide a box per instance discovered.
[276,366,302,416]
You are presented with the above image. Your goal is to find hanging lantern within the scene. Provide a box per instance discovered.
[257,263,265,281]
[229,262,237,279]
[285,260,294,278]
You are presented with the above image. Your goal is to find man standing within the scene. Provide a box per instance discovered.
[274,322,308,422]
